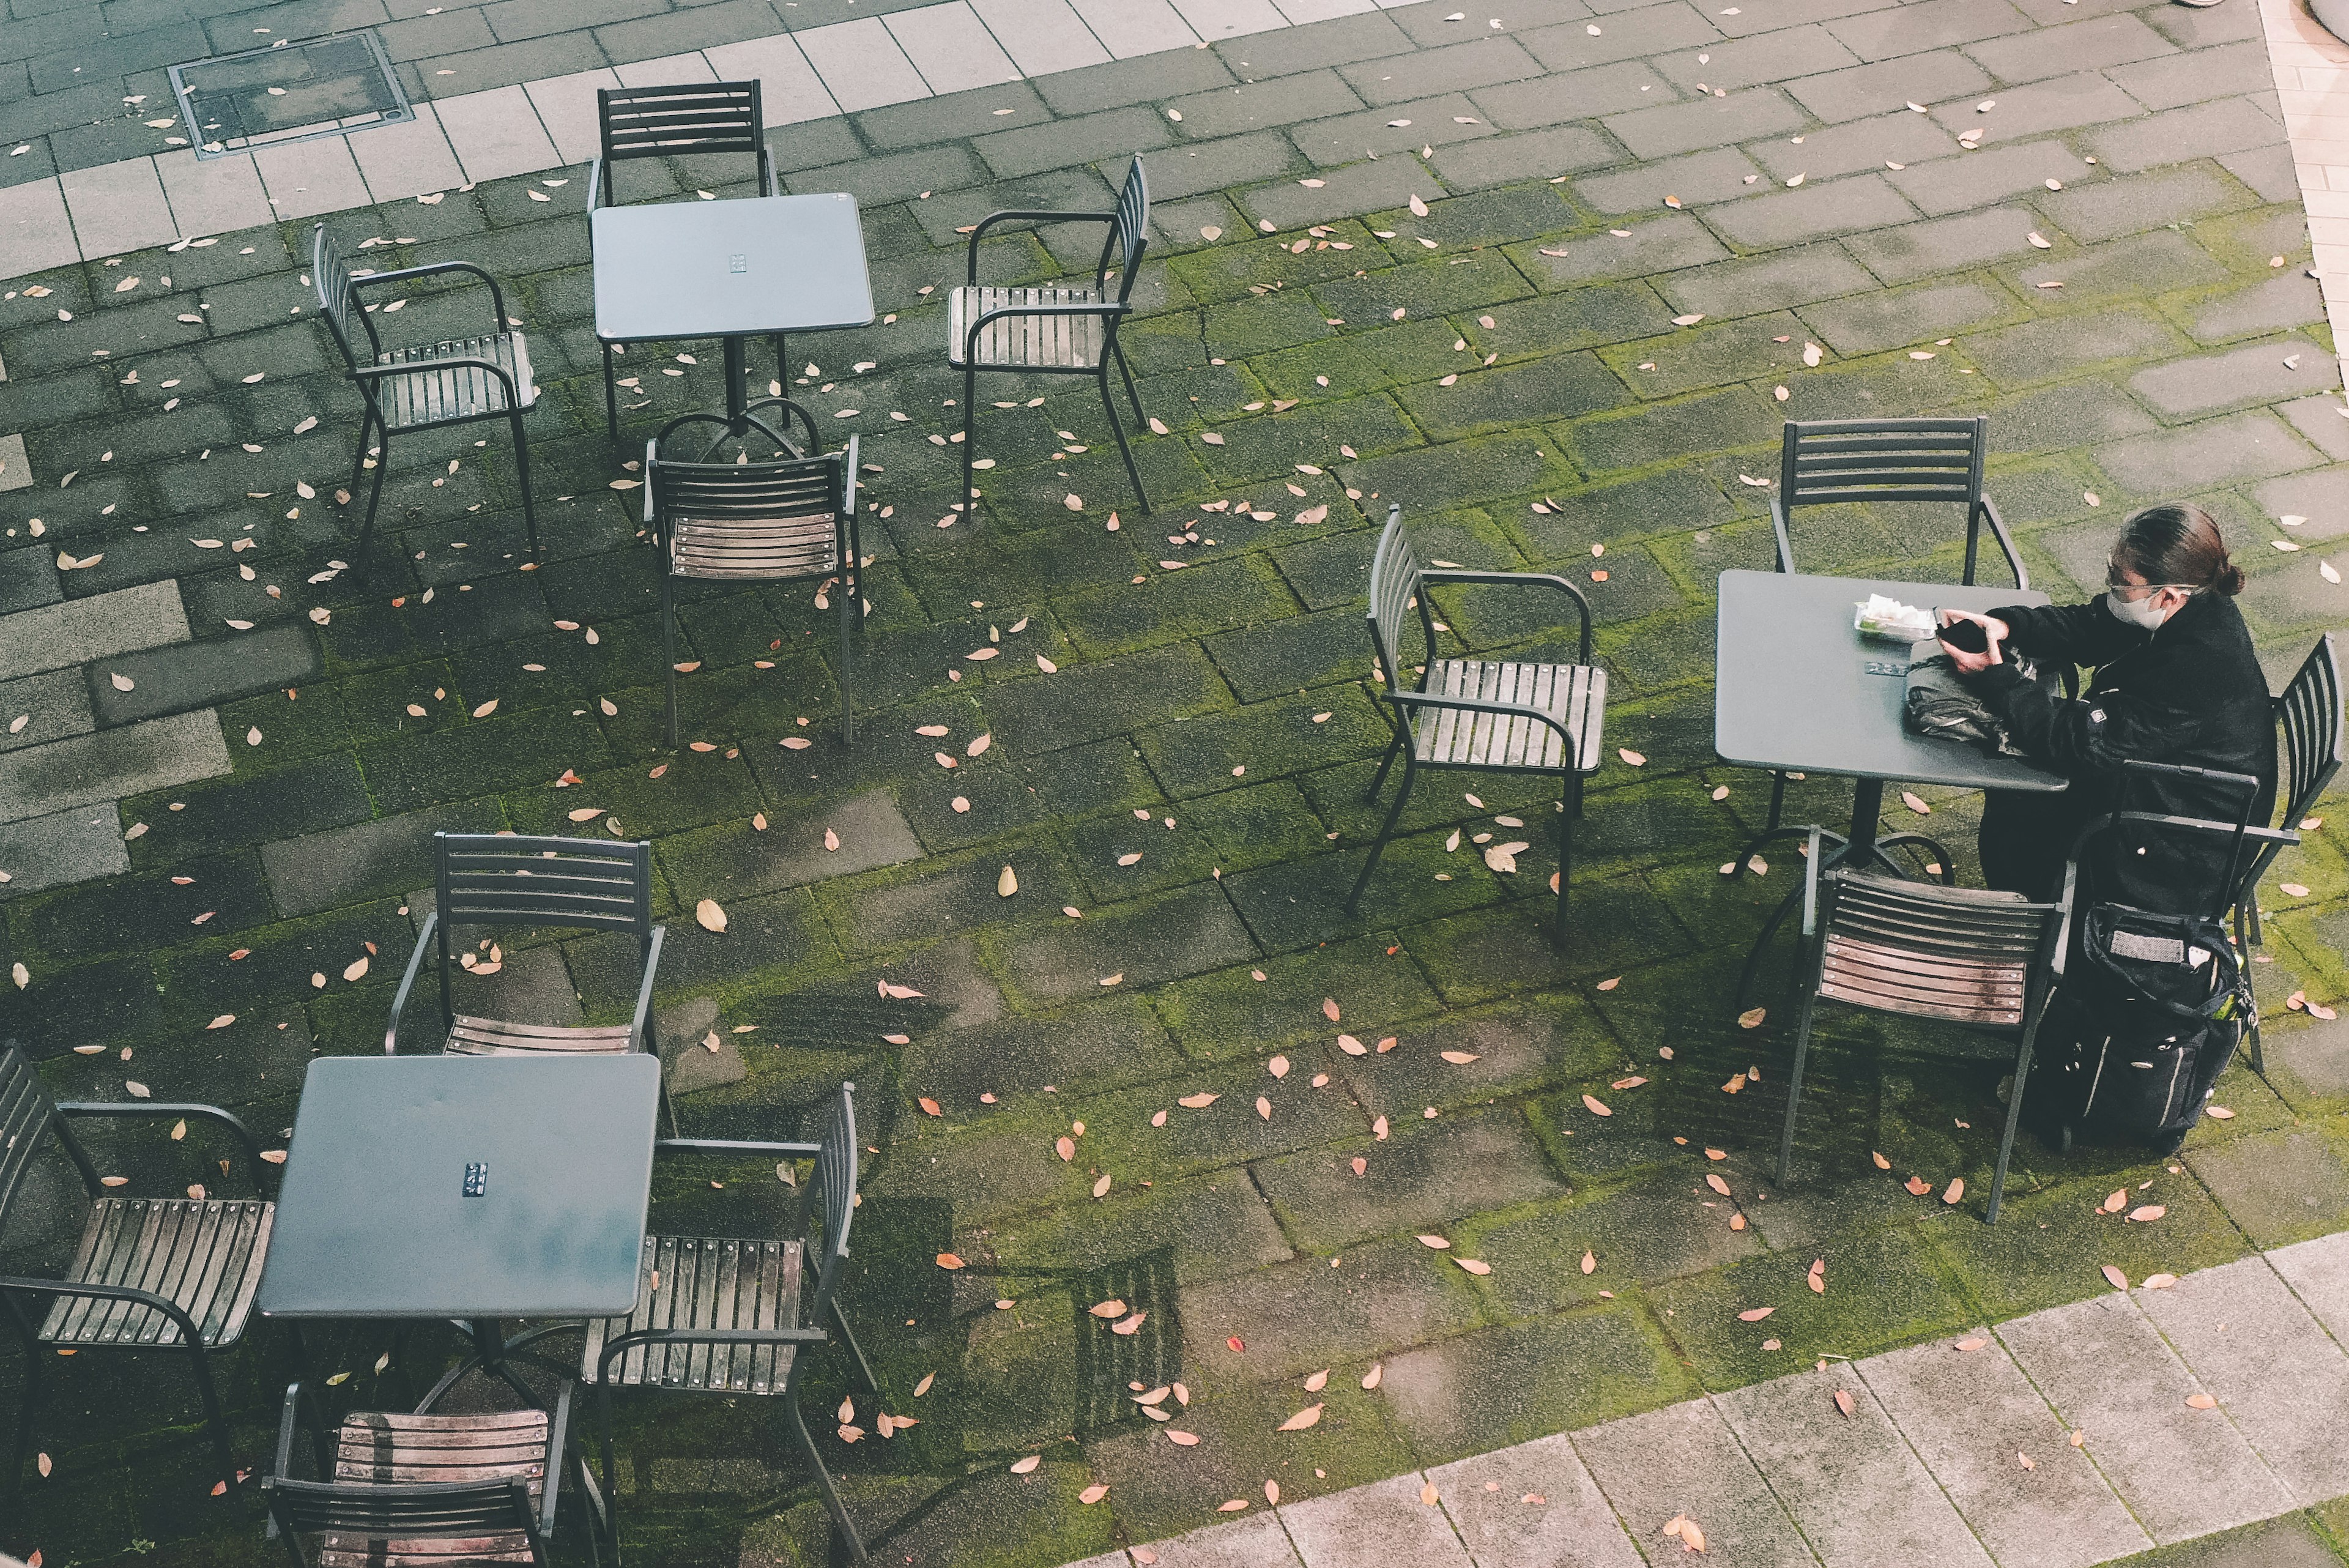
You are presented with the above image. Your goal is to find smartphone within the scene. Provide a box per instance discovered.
[1936,615,1989,653]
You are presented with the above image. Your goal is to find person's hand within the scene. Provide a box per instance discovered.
[1937,608,2009,675]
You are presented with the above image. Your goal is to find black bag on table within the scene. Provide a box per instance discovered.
[2030,903,2249,1156]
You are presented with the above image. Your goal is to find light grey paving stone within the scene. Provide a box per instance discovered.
[1716,1365,1993,1568]
[2126,336,2334,421]
[0,666,94,755]
[0,804,128,899]
[0,433,29,494]
[1064,1553,1134,1568]
[1995,1291,2291,1543]
[1071,0,1202,56]
[0,177,79,281]
[663,786,922,899]
[1573,1398,1819,1567]
[262,801,507,920]
[890,1,1026,92]
[1174,0,1294,40]
[703,38,838,126]
[2267,1229,2349,1340]
[1427,1432,1646,1568]
[1146,1511,1298,1567]
[1854,1332,2147,1568]
[348,103,468,205]
[2092,410,2322,496]
[0,709,230,825]
[1282,1471,1470,1566]
[656,994,746,1094]
[971,0,1115,75]
[251,135,374,223]
[154,149,275,239]
[2136,1257,2349,1503]
[523,67,625,165]
[59,157,177,258]
[0,579,190,682]
[801,16,938,111]
[91,622,322,727]
[435,86,563,185]
[612,53,720,87]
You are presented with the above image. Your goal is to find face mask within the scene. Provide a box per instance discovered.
[2105,590,2172,631]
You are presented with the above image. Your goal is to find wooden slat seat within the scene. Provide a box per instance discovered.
[584,1236,803,1395]
[39,1197,271,1350]
[373,332,535,430]
[948,286,1106,370]
[1412,658,1607,772]
[1819,933,2028,1025]
[443,1016,636,1057]
[669,513,841,581]
[317,1410,551,1567]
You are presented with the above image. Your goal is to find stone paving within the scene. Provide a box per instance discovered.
[4,0,2349,1564]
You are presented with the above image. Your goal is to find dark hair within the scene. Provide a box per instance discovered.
[2112,503,2244,596]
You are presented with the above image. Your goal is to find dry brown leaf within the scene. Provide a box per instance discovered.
[343,956,369,983]
[1167,1430,1200,1446]
[1179,1092,1219,1109]
[1277,1403,1324,1431]
[918,1097,942,1117]
[1872,1151,1892,1170]
[1455,1257,1492,1274]
[1582,1093,1612,1117]
[2128,1204,2167,1223]
[2145,1273,2179,1290]
[2186,1393,2217,1410]
[1323,997,1342,1022]
[1056,1136,1075,1161]
[1942,1178,1965,1205]
[1441,1050,1480,1065]
[1255,1096,1272,1121]
[2101,1265,2129,1291]
[1010,1455,1041,1474]
[1906,1175,1932,1195]
[696,899,727,933]
[1737,1306,1775,1321]
[1737,1007,1766,1029]
[1080,1483,1109,1504]
[936,1254,965,1270]
[1417,1233,1452,1250]
[1833,1388,1855,1418]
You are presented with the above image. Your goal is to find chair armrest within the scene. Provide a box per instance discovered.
[1973,495,2028,592]
[593,1325,829,1384]
[1802,825,1824,937]
[966,208,1118,280]
[0,1274,209,1347]
[349,259,511,331]
[643,437,657,529]
[759,146,777,199]
[386,908,439,1054]
[628,924,666,1053]
[348,356,519,398]
[56,1101,271,1196]
[540,1379,573,1535]
[656,1137,823,1157]
[587,157,606,212]
[1770,495,1795,574]
[1416,569,1596,664]
[274,1382,306,1481]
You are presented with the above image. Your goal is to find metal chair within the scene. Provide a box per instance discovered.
[645,407,860,748]
[262,1377,599,1567]
[2243,636,2342,954]
[584,1082,878,1565]
[1346,502,1606,945]
[385,833,665,1060]
[1778,829,2069,1223]
[0,1045,275,1495]
[1737,417,2029,882]
[590,81,779,445]
[949,155,1152,515]
[312,223,539,568]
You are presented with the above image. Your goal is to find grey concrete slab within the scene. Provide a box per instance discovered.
[0,665,94,754]
[1281,1471,1471,1566]
[59,156,176,258]
[89,622,322,727]
[0,432,29,493]
[1995,1291,2291,1543]
[2267,1229,2349,1341]
[1427,1432,1647,1568]
[2092,410,2323,496]
[799,15,935,113]
[262,801,507,920]
[0,803,128,897]
[1715,1365,1993,1568]
[0,176,78,281]
[1146,1511,1299,1567]
[0,708,229,825]
[2136,1257,2349,1503]
[658,786,922,900]
[0,579,190,682]
[1573,1397,1819,1568]
[1854,1332,2148,1568]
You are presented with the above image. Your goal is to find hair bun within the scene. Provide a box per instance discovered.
[2214,561,2245,596]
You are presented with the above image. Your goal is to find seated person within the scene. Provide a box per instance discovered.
[1936,503,2274,910]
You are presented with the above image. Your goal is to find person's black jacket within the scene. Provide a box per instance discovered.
[1970,590,2274,913]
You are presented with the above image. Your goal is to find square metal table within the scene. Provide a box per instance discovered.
[1717,570,2069,1000]
[258,1053,661,1400]
[591,191,874,447]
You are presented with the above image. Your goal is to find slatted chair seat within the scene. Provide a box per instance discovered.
[1413,659,1607,771]
[317,1410,552,1568]
[373,333,535,430]
[1818,933,2028,1025]
[443,1017,637,1057]
[947,286,1108,370]
[585,1236,803,1395]
[39,1197,271,1350]
[669,513,842,581]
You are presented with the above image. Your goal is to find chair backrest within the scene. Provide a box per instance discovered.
[1778,417,1986,510]
[432,833,654,938]
[648,433,854,582]
[2276,633,2343,833]
[799,1082,860,1316]
[264,1474,544,1568]
[598,81,763,163]
[1098,157,1150,305]
[1363,503,1425,697]
[0,1046,65,1231]
[310,223,371,375]
[1820,871,2063,1025]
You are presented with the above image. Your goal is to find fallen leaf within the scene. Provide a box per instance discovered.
[343,956,369,983]
[1417,1234,1452,1249]
[1737,1007,1766,1029]
[1167,1430,1200,1446]
[2145,1273,2179,1290]
[936,1254,965,1270]
[1455,1257,1493,1274]
[1738,1306,1775,1321]
[1441,1050,1481,1065]
[696,899,728,932]
[2101,1265,2129,1291]
[1617,748,1646,766]
[1277,1403,1324,1431]
[1010,1455,1041,1474]
[1906,1175,1932,1195]
[1179,1092,1220,1109]
[2186,1393,2217,1410]
[1833,1388,1855,1418]
[1942,1178,1964,1205]
[1362,1363,1383,1389]
[2128,1205,2167,1223]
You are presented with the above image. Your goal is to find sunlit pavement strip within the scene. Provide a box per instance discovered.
[0,0,1441,281]
[1064,1233,2349,1568]
[2261,0,2349,385]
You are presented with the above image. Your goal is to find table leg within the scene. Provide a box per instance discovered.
[723,336,748,426]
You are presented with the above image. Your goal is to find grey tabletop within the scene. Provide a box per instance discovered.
[256,1053,660,1320]
[1715,570,2069,795]
[591,191,875,344]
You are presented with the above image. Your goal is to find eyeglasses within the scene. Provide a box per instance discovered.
[2104,578,2197,599]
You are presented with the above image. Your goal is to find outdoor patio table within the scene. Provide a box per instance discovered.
[592,190,875,452]
[1715,568,2067,1000]
[256,1053,660,1406]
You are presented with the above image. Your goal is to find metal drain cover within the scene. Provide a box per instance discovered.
[169,31,412,160]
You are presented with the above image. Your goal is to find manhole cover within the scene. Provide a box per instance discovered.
[169,31,412,160]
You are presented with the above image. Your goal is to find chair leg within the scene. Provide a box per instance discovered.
[508,409,539,565]
[1098,371,1149,513]
[784,1387,867,1564]
[836,571,856,746]
[1363,728,1404,803]
[1113,338,1146,428]
[4,1335,38,1499]
[187,1341,239,1495]
[595,1382,625,1566]
[1345,756,1417,913]
[660,570,680,752]
[1553,771,1580,948]
[1731,772,1792,879]
[962,363,977,522]
[603,341,620,447]
[1776,944,1829,1187]
[355,431,391,567]
[831,1299,880,1396]
[773,333,788,404]
[1987,996,2051,1224]
[344,411,376,516]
